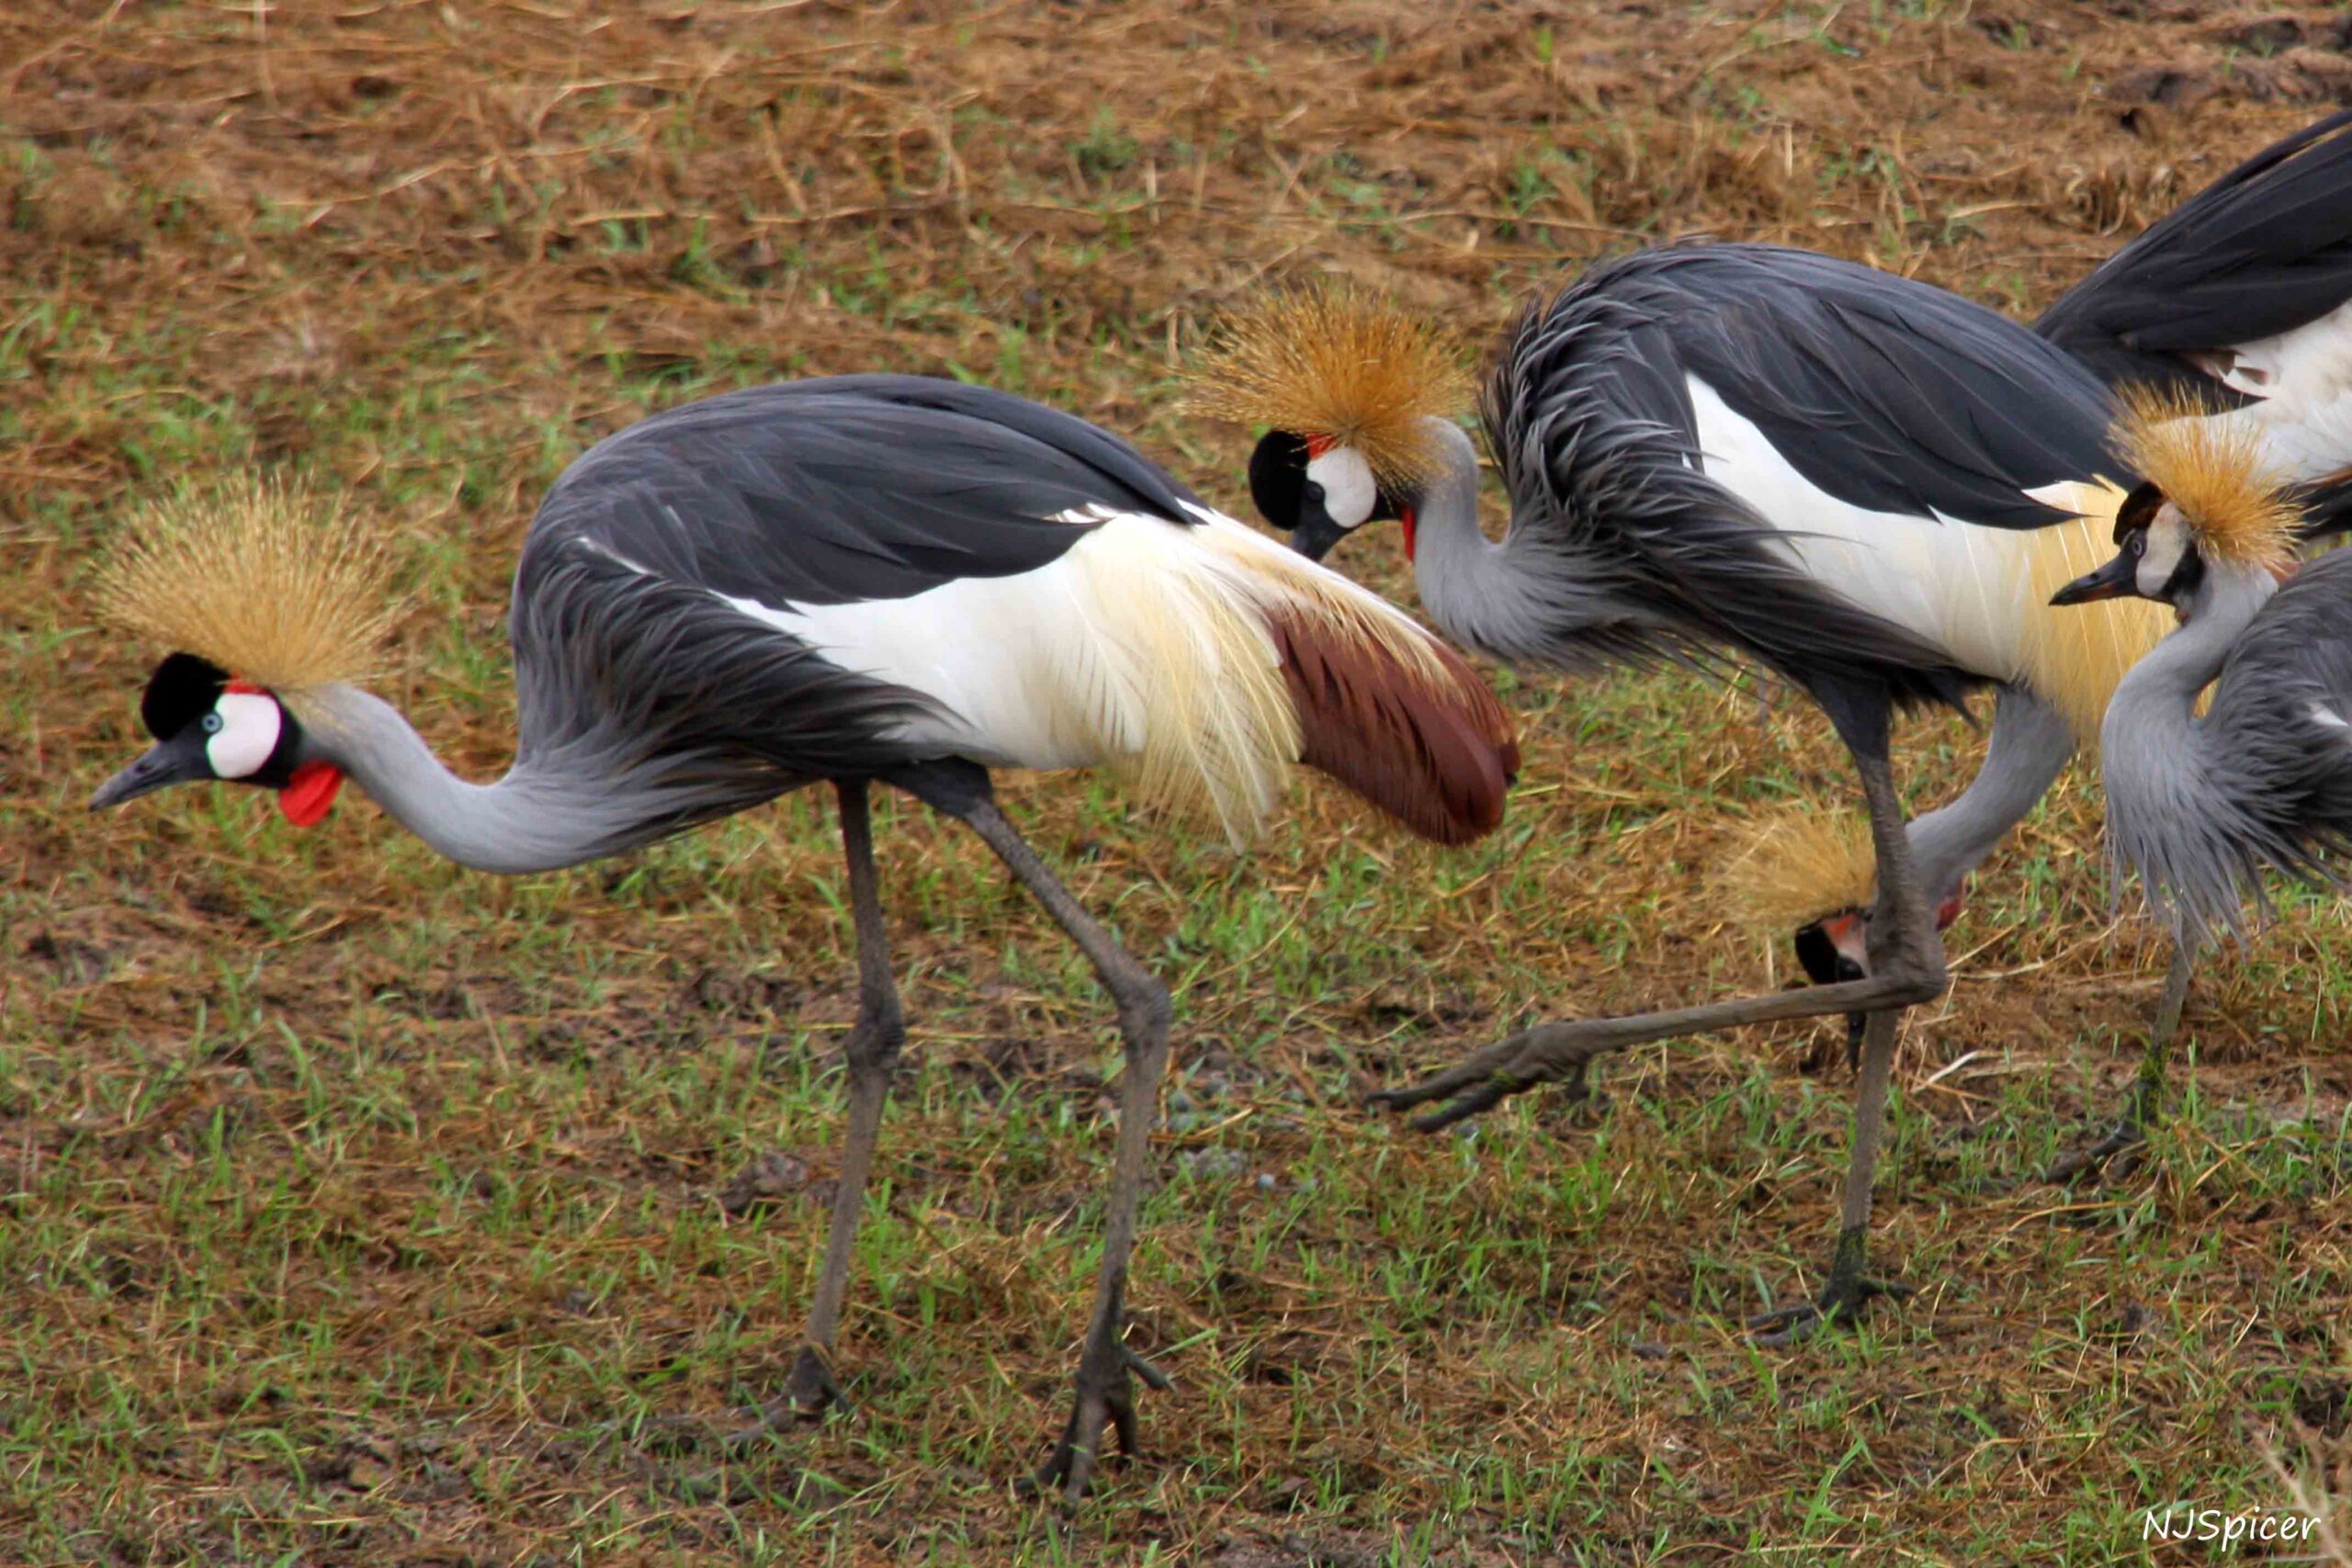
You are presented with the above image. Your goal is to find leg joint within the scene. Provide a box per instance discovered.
[1114,974,1172,1048]
[844,1004,908,1072]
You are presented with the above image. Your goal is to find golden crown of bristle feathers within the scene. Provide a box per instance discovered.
[2112,385,2299,570]
[1719,809,1877,930]
[96,473,404,694]
[1184,282,1473,492]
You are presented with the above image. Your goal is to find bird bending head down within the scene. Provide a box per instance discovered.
[89,475,402,827]
[1721,808,1966,986]
[1187,282,1472,562]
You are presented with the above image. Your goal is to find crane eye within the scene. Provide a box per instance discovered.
[2125,534,2144,558]
[200,713,224,735]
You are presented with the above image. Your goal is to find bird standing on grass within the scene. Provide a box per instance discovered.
[1707,107,2352,1178]
[2049,393,2352,978]
[1193,265,2167,1339]
[88,374,1517,1500]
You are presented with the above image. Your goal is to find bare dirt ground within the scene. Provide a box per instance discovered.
[6,2,2352,1563]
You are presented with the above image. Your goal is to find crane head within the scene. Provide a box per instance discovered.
[1186,281,1469,561]
[2052,387,2297,609]
[89,652,344,825]
[1248,430,1415,562]
[86,474,396,829]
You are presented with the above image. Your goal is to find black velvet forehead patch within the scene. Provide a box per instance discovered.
[2114,478,2165,544]
[140,652,230,740]
[1247,429,1309,529]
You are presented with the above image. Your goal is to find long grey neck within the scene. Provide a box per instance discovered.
[1906,683,2076,907]
[2106,567,2276,742]
[1406,418,1600,665]
[2099,564,2280,938]
[294,685,637,875]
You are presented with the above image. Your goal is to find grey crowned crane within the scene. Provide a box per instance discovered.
[1193,261,2169,1340]
[86,374,1519,1500]
[1741,106,2352,1177]
[2049,397,2352,1012]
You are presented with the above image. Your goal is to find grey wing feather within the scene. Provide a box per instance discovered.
[2204,550,2352,885]
[1480,244,2121,710]
[527,374,1200,609]
[2035,108,2352,398]
[503,375,1203,813]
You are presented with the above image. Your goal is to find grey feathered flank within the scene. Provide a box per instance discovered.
[1476,243,2125,712]
[499,375,1214,860]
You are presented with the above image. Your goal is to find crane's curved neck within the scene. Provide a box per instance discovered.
[1402,415,1650,667]
[292,685,644,875]
[1906,683,2076,906]
[2099,563,2280,936]
[1408,419,1541,660]
[2109,566,2277,728]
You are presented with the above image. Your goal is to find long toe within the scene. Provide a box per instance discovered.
[2042,1118,2147,1185]
[1028,1343,1165,1503]
[1747,1278,1914,1348]
[1030,1393,1108,1504]
[1746,1303,1826,1348]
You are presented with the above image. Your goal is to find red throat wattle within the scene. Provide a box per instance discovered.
[278,761,345,827]
[1400,504,1419,562]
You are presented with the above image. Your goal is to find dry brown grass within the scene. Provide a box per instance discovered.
[9,2,2352,1563]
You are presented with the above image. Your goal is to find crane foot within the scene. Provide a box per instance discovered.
[722,1345,851,1447]
[1023,1341,1170,1504]
[1747,1274,1914,1348]
[2042,1115,2146,1184]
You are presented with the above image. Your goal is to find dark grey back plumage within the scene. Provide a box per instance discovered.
[503,375,1206,844]
[2035,108,2352,399]
[1481,243,2123,711]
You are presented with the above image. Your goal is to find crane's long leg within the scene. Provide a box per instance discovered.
[737,778,905,1435]
[1372,707,1946,1342]
[2044,938,2192,1183]
[1747,729,1932,1341]
[898,761,1174,1503]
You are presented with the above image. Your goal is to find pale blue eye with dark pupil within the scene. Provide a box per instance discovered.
[200,714,223,734]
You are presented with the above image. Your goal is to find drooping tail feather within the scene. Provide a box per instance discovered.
[1192,511,1519,845]
[1269,611,1518,845]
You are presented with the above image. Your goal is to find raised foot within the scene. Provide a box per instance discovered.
[722,1345,851,1448]
[1367,1053,1594,1134]
[1746,1276,1915,1348]
[2042,1116,2147,1184]
[1025,1342,1172,1504]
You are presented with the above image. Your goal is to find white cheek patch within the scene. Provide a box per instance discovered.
[1305,446,1378,530]
[206,691,283,779]
[2137,513,2190,596]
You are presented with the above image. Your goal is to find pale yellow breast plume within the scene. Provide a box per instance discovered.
[2013,477,2170,745]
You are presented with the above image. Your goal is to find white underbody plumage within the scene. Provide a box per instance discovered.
[718,502,1448,841]
[1686,376,2164,739]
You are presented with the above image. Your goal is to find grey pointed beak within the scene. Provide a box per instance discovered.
[1288,504,1349,564]
[2051,552,2138,606]
[90,741,199,811]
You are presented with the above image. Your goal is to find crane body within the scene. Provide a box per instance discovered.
[91,374,1517,1498]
